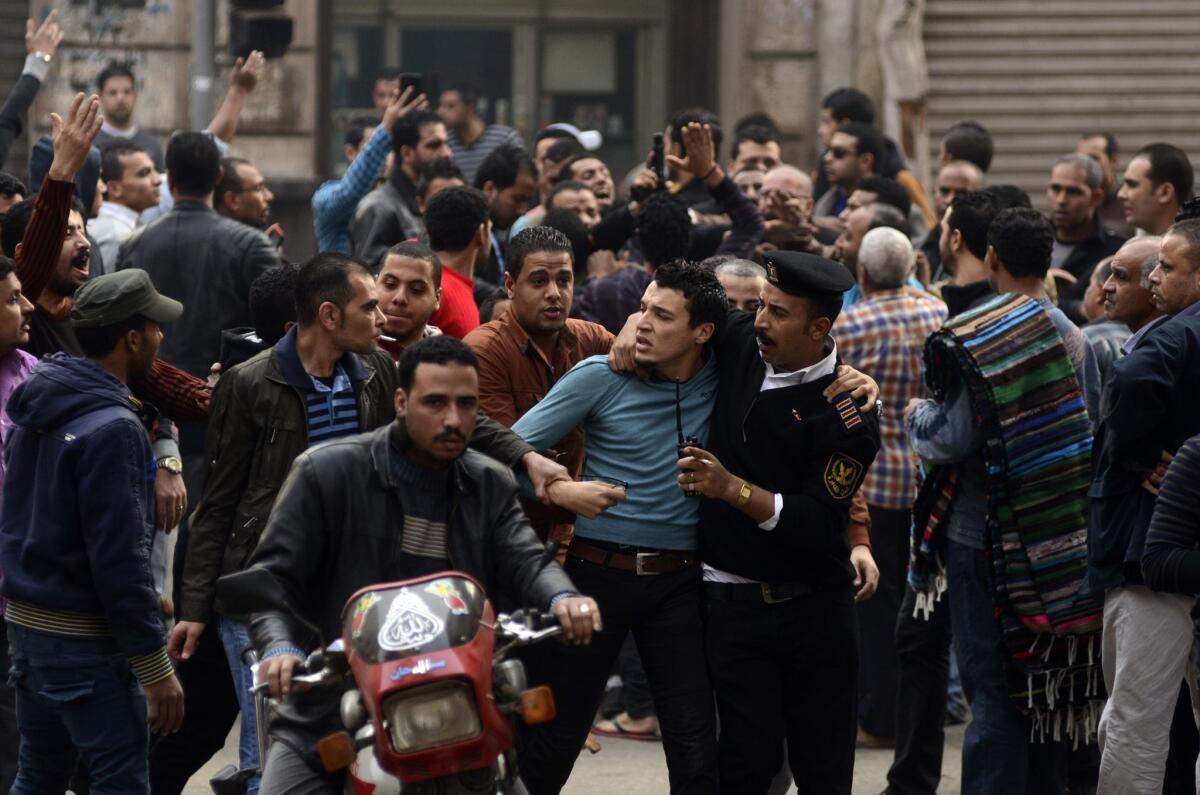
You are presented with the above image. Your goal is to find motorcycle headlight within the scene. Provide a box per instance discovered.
[384,681,482,753]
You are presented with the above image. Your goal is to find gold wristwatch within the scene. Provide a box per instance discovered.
[735,482,753,507]
[157,456,183,475]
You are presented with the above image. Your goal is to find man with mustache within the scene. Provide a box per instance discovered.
[170,253,397,795]
[465,226,616,542]
[1089,219,1200,791]
[655,251,879,793]
[244,335,599,794]
[172,253,579,792]
[1046,153,1126,325]
[514,259,880,794]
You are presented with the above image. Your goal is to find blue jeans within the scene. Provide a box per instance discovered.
[946,539,1067,795]
[218,617,260,795]
[5,622,150,794]
[946,648,969,722]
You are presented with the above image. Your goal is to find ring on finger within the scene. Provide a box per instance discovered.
[687,482,695,493]
[579,604,590,614]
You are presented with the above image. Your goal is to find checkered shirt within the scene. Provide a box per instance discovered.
[833,288,948,510]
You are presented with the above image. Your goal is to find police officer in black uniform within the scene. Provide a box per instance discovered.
[676,250,881,794]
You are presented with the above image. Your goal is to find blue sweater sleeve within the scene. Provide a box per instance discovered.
[907,385,976,465]
[76,419,165,659]
[511,358,607,450]
[312,128,393,225]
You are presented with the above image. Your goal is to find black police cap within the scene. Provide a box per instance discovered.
[761,250,854,298]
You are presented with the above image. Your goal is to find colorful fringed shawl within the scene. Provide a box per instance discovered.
[909,293,1105,743]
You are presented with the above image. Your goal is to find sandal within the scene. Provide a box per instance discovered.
[591,714,661,742]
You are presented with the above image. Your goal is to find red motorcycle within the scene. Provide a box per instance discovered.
[214,569,562,795]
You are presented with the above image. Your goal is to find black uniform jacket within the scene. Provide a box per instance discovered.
[701,311,882,585]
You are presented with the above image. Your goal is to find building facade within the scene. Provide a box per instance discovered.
[4,0,1199,261]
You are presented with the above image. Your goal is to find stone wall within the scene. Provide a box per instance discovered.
[28,0,320,257]
[717,0,856,170]
[31,0,319,173]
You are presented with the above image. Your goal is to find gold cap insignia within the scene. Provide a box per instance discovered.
[766,262,779,283]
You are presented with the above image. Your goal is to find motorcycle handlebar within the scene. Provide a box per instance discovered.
[530,610,562,632]
[250,648,347,695]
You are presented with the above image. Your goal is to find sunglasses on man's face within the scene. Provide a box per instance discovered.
[829,147,855,160]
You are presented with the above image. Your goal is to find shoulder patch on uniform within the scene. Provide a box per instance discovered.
[823,453,864,500]
[835,395,863,431]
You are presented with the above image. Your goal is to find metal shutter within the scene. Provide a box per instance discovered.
[924,0,1200,210]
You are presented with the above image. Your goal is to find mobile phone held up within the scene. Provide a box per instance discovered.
[650,132,666,185]
[632,132,667,202]
[399,72,427,99]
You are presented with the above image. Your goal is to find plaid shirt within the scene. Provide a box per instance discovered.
[834,288,948,510]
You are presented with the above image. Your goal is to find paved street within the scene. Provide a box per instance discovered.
[185,721,965,794]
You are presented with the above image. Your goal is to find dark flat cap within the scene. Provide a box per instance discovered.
[762,250,854,297]
[72,270,183,328]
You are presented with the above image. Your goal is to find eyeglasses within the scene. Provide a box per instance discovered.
[828,147,855,160]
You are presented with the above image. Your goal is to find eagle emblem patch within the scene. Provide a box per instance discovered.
[823,453,864,500]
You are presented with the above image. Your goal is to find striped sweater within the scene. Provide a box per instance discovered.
[1143,434,1200,593]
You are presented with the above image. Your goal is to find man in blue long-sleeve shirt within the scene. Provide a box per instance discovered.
[311,87,425,254]
[512,261,724,794]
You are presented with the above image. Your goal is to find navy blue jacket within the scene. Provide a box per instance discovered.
[0,354,164,658]
[1087,313,1200,592]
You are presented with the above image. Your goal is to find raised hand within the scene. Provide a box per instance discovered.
[666,122,720,182]
[230,50,266,93]
[25,10,63,58]
[381,85,428,134]
[48,93,103,183]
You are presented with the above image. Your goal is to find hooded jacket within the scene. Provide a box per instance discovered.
[0,354,171,684]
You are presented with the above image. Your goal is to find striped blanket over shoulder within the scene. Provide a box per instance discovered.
[909,293,1105,743]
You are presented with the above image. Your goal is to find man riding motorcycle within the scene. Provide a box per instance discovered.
[243,336,603,794]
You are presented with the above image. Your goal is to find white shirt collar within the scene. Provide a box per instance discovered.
[100,121,139,139]
[760,337,838,391]
[97,201,141,227]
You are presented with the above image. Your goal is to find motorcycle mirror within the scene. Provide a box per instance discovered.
[317,731,356,772]
[217,567,289,615]
[217,567,326,646]
[518,686,557,725]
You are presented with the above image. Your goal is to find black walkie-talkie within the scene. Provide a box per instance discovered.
[675,380,700,497]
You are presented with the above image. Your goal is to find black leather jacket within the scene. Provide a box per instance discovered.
[179,341,399,624]
[117,201,281,376]
[243,420,576,747]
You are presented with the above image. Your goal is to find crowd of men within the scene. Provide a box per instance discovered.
[3,11,1200,795]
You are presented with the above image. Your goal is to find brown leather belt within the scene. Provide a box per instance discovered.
[567,538,699,576]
